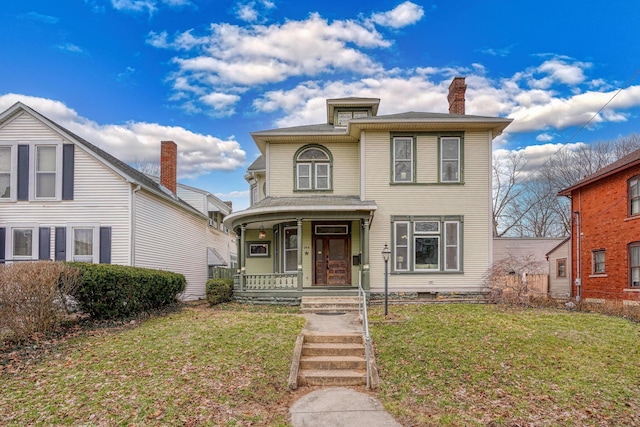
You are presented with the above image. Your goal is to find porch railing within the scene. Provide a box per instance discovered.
[242,273,298,290]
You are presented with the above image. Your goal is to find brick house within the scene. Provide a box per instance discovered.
[558,149,640,304]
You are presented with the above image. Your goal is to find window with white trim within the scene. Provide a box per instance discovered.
[284,226,298,273]
[392,217,462,272]
[336,110,368,126]
[393,137,413,183]
[294,146,331,191]
[629,243,640,287]
[441,137,460,182]
[7,225,38,261]
[0,146,13,199]
[32,144,61,199]
[629,177,640,216]
[251,185,258,205]
[67,226,99,263]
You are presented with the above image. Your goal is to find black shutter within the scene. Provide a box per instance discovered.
[55,227,66,261]
[0,228,5,263]
[39,227,51,260]
[17,145,29,200]
[62,144,74,200]
[99,227,111,264]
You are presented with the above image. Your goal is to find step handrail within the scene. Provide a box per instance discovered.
[358,274,371,389]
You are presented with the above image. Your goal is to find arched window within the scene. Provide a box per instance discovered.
[629,176,640,216]
[294,145,332,191]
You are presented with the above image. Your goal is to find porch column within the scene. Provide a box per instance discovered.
[362,218,370,290]
[240,224,246,292]
[297,218,303,291]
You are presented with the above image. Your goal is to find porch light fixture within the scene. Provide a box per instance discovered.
[258,224,267,240]
[382,243,391,316]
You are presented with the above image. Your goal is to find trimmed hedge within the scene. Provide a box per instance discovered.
[69,263,186,319]
[206,278,234,305]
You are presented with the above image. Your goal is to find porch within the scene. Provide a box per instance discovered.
[223,196,378,302]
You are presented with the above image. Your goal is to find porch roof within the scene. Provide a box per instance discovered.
[223,196,377,230]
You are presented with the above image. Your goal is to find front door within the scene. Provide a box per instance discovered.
[314,235,350,286]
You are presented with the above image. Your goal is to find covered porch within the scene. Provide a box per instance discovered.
[223,196,377,302]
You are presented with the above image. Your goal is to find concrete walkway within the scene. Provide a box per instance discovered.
[290,312,402,427]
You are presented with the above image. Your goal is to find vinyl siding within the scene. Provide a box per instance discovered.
[363,130,492,293]
[176,186,206,214]
[268,142,360,197]
[0,113,131,265]
[134,190,209,300]
[547,241,571,298]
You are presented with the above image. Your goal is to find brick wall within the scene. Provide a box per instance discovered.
[570,164,640,302]
[160,140,177,194]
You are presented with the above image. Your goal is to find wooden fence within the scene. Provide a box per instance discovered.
[495,273,549,296]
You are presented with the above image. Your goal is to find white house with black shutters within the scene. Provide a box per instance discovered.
[0,102,235,300]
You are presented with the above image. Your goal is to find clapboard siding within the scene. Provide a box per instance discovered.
[134,190,209,300]
[0,115,131,266]
[176,187,206,213]
[363,130,492,292]
[268,141,360,196]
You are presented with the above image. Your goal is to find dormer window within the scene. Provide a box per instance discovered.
[336,110,369,126]
[295,145,332,191]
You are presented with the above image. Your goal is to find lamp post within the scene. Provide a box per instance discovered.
[382,243,391,316]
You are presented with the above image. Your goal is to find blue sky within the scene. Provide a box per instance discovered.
[1,0,639,209]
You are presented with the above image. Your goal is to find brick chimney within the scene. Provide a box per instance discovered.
[160,140,177,194]
[448,77,467,115]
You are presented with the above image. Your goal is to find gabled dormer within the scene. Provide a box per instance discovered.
[326,97,380,127]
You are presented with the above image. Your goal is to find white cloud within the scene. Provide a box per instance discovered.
[0,94,246,178]
[235,1,276,23]
[370,1,424,29]
[536,133,554,142]
[54,43,86,55]
[110,0,193,16]
[148,11,392,115]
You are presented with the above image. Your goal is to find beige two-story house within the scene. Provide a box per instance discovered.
[224,78,512,303]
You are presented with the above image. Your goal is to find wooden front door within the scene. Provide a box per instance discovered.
[314,235,350,286]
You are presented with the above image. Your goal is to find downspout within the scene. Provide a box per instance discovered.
[574,190,582,302]
[131,184,141,266]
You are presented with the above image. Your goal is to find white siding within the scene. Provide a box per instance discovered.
[547,240,571,298]
[134,190,209,300]
[176,186,206,214]
[0,112,131,265]
[364,130,493,293]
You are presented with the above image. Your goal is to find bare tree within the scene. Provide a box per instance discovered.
[492,133,640,238]
[131,159,160,177]
[492,151,530,237]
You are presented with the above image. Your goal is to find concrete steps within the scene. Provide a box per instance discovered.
[297,333,367,387]
[300,296,360,313]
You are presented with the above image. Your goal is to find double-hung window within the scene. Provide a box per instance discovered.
[630,243,640,287]
[0,146,13,199]
[441,137,460,182]
[295,146,331,191]
[592,249,605,274]
[392,216,462,273]
[284,226,298,273]
[33,144,60,199]
[630,177,640,216]
[393,137,413,183]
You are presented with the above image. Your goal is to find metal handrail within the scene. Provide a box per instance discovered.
[358,273,372,389]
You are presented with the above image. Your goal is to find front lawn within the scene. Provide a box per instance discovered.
[1,304,305,426]
[2,303,639,426]
[370,304,640,426]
